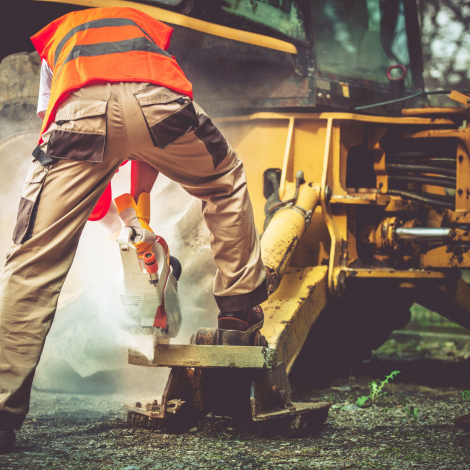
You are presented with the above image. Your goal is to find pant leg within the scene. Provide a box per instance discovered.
[0,82,128,427]
[122,84,268,312]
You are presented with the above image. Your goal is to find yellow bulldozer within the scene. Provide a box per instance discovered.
[4,0,470,430]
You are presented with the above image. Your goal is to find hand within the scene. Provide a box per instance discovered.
[115,193,155,253]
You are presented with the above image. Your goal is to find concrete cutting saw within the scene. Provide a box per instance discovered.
[117,227,182,339]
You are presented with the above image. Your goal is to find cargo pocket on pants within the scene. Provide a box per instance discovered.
[12,159,49,244]
[134,85,199,150]
[194,114,230,169]
[46,99,108,163]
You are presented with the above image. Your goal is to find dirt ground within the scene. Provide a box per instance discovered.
[2,338,470,470]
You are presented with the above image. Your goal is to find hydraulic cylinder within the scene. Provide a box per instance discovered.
[261,183,320,294]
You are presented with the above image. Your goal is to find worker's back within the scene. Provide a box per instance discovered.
[31,7,193,135]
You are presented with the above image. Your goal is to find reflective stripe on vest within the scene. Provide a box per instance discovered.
[54,17,157,67]
[53,36,171,84]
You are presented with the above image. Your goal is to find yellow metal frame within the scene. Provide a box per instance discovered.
[217,109,470,298]
[218,107,470,370]
[261,266,328,374]
[32,0,298,55]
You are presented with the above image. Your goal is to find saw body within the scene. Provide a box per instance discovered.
[117,227,182,339]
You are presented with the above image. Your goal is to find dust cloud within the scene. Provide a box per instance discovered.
[0,53,218,398]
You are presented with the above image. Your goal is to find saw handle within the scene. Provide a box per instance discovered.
[169,256,182,281]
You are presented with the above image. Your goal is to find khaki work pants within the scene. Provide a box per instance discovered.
[0,82,267,426]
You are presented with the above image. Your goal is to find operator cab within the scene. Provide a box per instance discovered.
[147,0,425,114]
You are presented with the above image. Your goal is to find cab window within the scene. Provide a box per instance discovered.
[312,0,412,86]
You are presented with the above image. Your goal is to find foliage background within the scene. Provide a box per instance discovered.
[420,0,470,91]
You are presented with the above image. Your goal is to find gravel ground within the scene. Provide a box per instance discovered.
[2,338,470,470]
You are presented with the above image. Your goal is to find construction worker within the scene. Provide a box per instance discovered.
[0,7,267,453]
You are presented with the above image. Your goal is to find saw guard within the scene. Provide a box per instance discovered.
[117,227,182,338]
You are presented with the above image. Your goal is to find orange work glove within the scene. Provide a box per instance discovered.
[114,193,155,253]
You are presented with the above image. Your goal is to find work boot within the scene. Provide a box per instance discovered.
[0,429,15,454]
[217,305,264,345]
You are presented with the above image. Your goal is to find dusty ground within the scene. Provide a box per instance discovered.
[1,338,470,470]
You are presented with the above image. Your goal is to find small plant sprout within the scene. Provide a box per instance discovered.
[356,371,401,408]
[404,405,419,424]
[356,396,369,408]
[461,390,470,401]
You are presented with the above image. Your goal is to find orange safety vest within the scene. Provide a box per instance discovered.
[31,7,193,220]
[32,6,193,138]
[31,7,192,138]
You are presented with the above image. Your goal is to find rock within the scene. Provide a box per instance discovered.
[0,52,40,109]
[341,404,363,412]
[331,385,352,392]
[455,413,470,431]
[189,427,198,433]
